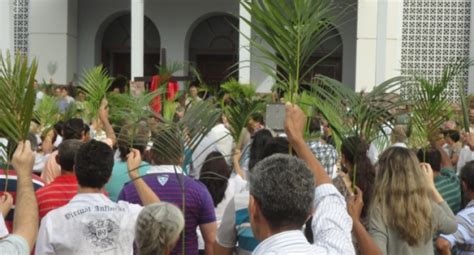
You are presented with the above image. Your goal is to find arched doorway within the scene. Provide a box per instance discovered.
[100,14,160,79]
[188,14,239,88]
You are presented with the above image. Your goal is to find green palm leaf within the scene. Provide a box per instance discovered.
[34,95,61,136]
[0,51,38,153]
[79,65,113,120]
[239,0,349,102]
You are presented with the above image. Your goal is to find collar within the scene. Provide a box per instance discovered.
[253,230,309,254]
[71,193,110,203]
[466,200,474,208]
[147,165,184,175]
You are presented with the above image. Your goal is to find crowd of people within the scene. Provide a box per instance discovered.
[0,82,474,255]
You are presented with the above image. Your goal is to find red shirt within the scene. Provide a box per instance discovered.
[35,174,78,219]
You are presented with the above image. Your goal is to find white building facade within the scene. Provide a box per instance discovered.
[0,0,473,97]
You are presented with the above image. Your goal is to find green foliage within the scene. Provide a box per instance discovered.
[108,90,161,125]
[240,0,348,103]
[302,75,406,151]
[79,65,113,120]
[34,95,60,136]
[149,101,222,166]
[0,51,38,156]
[408,60,470,147]
[221,79,256,99]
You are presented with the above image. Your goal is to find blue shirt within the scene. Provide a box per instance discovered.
[105,160,149,202]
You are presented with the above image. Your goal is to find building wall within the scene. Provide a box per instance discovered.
[29,0,77,84]
[0,0,13,54]
[77,0,238,79]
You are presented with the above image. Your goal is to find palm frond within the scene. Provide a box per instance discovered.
[0,51,38,150]
[79,65,113,119]
[34,95,61,136]
[239,0,350,102]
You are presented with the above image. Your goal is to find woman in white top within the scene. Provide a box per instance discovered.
[197,151,247,250]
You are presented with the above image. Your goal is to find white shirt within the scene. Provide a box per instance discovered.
[0,216,8,238]
[198,174,247,249]
[252,184,355,255]
[192,124,234,178]
[35,193,142,255]
[457,146,474,174]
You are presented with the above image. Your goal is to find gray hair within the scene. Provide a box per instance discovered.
[249,154,314,230]
[135,202,185,255]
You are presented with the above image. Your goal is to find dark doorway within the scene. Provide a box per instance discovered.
[188,15,239,88]
[101,14,161,79]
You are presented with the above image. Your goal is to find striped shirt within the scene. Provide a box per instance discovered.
[441,200,474,254]
[118,165,216,255]
[36,174,78,219]
[435,168,461,214]
[0,169,44,232]
[253,184,355,255]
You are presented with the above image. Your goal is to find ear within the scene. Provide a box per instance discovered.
[55,154,60,165]
[462,180,468,192]
[249,195,258,219]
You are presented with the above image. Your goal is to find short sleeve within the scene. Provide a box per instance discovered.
[198,185,217,225]
[117,200,143,222]
[440,211,474,247]
[35,216,55,255]
[0,235,30,255]
[216,197,237,248]
[433,201,457,234]
[0,215,8,237]
[368,208,388,255]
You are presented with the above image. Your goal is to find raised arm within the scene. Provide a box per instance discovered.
[232,149,245,179]
[99,98,116,146]
[11,141,38,251]
[348,187,383,255]
[127,149,160,205]
[284,103,331,186]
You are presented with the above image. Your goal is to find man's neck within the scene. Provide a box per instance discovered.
[60,170,75,176]
[77,186,104,194]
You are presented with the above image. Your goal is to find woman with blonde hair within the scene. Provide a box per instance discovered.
[135,202,185,255]
[369,147,457,255]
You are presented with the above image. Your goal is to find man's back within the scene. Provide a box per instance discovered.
[36,175,78,219]
[35,193,142,255]
[118,170,216,255]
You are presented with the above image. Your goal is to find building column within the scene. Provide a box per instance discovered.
[131,0,144,81]
[468,1,474,93]
[238,1,251,84]
[0,0,13,54]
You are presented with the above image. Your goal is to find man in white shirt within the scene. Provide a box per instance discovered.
[457,133,474,174]
[35,140,160,255]
[192,116,233,178]
[249,104,354,255]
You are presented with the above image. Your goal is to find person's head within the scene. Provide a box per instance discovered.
[75,140,114,189]
[416,148,441,172]
[391,125,407,144]
[460,161,474,195]
[54,86,62,97]
[62,118,86,140]
[261,137,293,158]
[149,127,183,166]
[56,139,83,172]
[443,120,457,131]
[444,130,460,145]
[199,151,232,207]
[249,129,273,170]
[135,202,185,255]
[189,84,199,98]
[118,123,150,162]
[372,147,433,246]
[340,136,375,218]
[308,117,322,134]
[76,91,86,102]
[249,154,314,239]
[322,120,331,136]
[247,113,264,135]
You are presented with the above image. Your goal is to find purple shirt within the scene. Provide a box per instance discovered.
[118,168,216,255]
